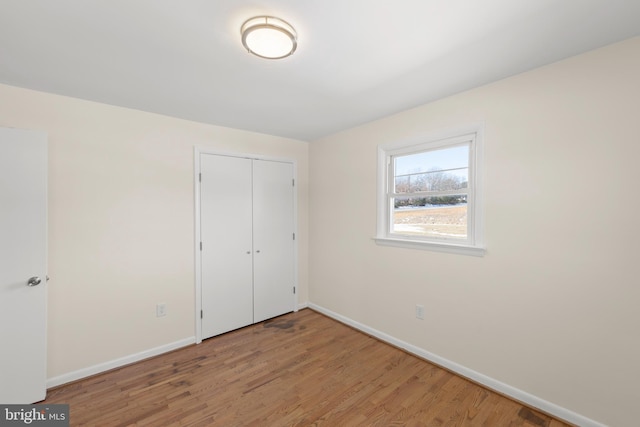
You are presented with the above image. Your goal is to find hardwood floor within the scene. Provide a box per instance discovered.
[43,309,572,426]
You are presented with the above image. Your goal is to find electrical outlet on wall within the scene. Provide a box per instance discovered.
[415,304,425,320]
[156,303,167,317]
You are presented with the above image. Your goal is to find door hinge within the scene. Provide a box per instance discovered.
[293,233,295,240]
[292,178,295,187]
[199,173,201,182]
[200,242,203,251]
[200,310,203,319]
[293,286,296,294]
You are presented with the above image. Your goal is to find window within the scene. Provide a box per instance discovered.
[375,126,485,256]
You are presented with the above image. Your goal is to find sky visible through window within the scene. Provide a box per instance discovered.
[395,144,469,179]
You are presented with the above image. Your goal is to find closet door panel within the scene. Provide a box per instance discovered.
[252,160,295,322]
[200,154,254,338]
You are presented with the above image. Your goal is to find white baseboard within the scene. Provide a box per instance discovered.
[47,337,196,389]
[308,303,605,427]
[297,301,309,310]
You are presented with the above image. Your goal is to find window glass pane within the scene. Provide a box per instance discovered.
[394,144,469,194]
[395,175,409,193]
[392,196,467,239]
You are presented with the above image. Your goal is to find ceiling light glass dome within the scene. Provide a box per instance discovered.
[241,16,297,60]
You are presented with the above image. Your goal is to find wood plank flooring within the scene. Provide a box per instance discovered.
[43,309,572,426]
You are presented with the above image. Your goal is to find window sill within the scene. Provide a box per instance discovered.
[373,237,486,257]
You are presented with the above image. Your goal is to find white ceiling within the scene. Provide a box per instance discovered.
[1,1,639,142]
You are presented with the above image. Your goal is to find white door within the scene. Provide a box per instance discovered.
[252,160,294,323]
[0,127,47,403]
[200,154,254,339]
[199,154,295,338]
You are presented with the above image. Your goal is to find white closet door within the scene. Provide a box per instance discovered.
[252,160,294,323]
[200,154,254,339]
[0,128,47,403]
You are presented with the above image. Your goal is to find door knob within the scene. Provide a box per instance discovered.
[27,276,42,287]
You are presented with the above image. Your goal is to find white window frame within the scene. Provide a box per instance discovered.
[374,124,485,256]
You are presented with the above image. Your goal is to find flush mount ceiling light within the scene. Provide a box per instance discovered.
[241,16,297,60]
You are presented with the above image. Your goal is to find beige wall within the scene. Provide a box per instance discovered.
[309,36,640,426]
[0,83,309,379]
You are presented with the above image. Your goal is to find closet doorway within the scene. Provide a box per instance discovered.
[195,150,297,341]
